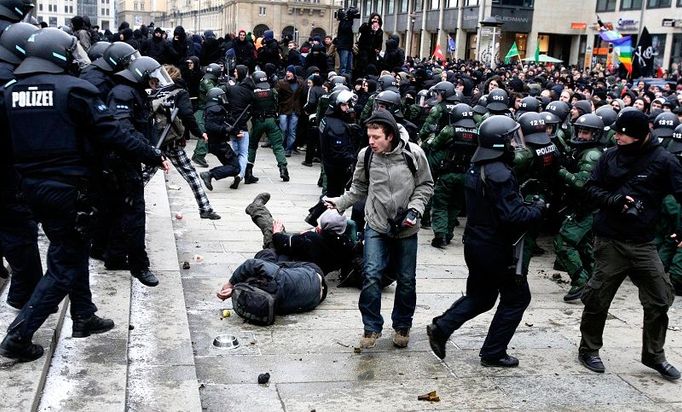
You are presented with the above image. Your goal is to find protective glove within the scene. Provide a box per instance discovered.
[606,194,626,212]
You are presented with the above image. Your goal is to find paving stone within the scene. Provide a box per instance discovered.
[199,383,284,412]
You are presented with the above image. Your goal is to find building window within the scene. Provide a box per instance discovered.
[70,5,73,12]
[650,33,666,69]
[414,0,423,11]
[49,16,57,26]
[445,0,457,7]
[38,3,42,10]
[672,33,682,70]
[140,2,144,10]
[258,6,266,16]
[596,0,616,11]
[620,0,642,9]
[387,0,394,14]
[429,0,439,9]
[491,0,533,5]
[399,0,408,12]
[647,0,671,7]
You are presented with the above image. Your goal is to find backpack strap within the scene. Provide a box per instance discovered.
[363,142,417,181]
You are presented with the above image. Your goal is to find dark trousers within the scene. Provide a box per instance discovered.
[323,161,353,198]
[207,141,240,180]
[0,201,42,306]
[580,236,675,363]
[106,165,149,273]
[432,241,531,358]
[8,179,97,339]
[245,201,274,249]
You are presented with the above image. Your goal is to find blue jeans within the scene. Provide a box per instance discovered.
[278,113,299,151]
[230,131,249,177]
[359,227,418,333]
[338,49,353,76]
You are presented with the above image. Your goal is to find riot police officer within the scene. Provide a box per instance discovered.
[374,90,418,143]
[191,62,223,168]
[428,103,478,248]
[248,70,290,182]
[359,74,399,124]
[0,21,41,311]
[319,89,357,197]
[200,87,241,190]
[80,41,138,101]
[105,56,171,287]
[427,115,544,367]
[553,113,605,301]
[0,0,33,32]
[0,28,167,362]
[419,81,462,142]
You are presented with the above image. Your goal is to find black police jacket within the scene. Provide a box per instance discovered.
[3,73,160,179]
[108,81,152,142]
[586,138,682,243]
[203,103,229,143]
[464,160,542,249]
[0,61,15,84]
[319,114,356,166]
[225,80,253,132]
[80,65,115,103]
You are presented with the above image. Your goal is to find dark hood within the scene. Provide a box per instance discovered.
[174,26,187,41]
[236,64,248,81]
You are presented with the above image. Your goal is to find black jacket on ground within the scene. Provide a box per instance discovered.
[586,139,682,243]
[271,230,354,275]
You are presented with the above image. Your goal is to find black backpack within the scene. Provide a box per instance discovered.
[231,282,276,326]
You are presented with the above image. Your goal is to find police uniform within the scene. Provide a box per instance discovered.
[0,28,163,361]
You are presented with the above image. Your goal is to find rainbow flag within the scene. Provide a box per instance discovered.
[599,29,631,46]
[614,36,633,75]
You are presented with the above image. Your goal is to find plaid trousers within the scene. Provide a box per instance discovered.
[143,146,213,213]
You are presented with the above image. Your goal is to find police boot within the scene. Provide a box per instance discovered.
[229,175,242,189]
[564,270,589,302]
[72,314,115,338]
[0,332,44,362]
[132,270,160,287]
[244,164,259,184]
[431,236,447,249]
[279,165,290,182]
[200,171,213,191]
[245,192,271,216]
[672,277,682,296]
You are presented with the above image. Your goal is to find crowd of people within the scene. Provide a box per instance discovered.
[1,0,682,386]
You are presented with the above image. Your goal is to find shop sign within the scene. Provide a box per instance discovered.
[571,22,587,30]
[616,18,638,31]
[462,7,479,30]
[491,6,533,33]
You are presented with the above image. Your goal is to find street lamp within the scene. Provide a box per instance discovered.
[479,16,502,69]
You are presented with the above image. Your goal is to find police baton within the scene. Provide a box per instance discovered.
[223,104,251,134]
[513,232,526,277]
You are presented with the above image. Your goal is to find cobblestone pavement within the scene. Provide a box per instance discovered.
[169,142,682,411]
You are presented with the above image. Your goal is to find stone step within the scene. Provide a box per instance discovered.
[0,258,69,411]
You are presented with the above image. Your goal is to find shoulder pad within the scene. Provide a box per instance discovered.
[582,149,602,162]
[483,162,513,183]
[69,77,102,96]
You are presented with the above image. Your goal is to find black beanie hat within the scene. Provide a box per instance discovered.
[613,110,650,140]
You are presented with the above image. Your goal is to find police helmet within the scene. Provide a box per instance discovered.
[486,88,509,112]
[330,75,346,86]
[116,56,168,86]
[572,100,593,117]
[571,113,604,146]
[206,87,227,106]
[205,62,222,75]
[448,103,476,129]
[0,0,34,22]
[541,111,561,137]
[518,112,551,145]
[378,74,399,92]
[473,95,488,115]
[430,81,460,103]
[374,90,402,116]
[595,106,618,128]
[0,22,37,65]
[14,27,90,75]
[252,70,269,88]
[472,115,522,163]
[331,89,357,112]
[416,89,429,107]
[93,41,138,72]
[669,124,682,155]
[652,111,680,139]
[58,25,72,35]
[516,96,540,117]
[86,41,110,61]
[546,100,570,122]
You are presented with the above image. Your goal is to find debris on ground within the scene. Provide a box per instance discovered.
[221,309,231,319]
[417,391,440,402]
[353,347,362,354]
[258,373,270,384]
[335,341,350,348]
[193,254,203,263]
[544,272,570,285]
[175,212,183,220]
[182,261,190,270]
[525,322,533,327]
[128,325,135,330]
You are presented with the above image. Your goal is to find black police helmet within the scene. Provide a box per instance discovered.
[374,90,402,116]
[206,87,227,106]
[652,111,680,139]
[0,21,37,65]
[669,124,682,155]
[546,100,570,122]
[571,113,605,146]
[252,70,269,88]
[518,112,551,145]
[378,74,398,92]
[486,88,509,112]
[573,100,593,116]
[516,96,540,116]
[14,27,86,75]
[205,62,221,75]
[431,81,460,103]
[473,95,488,115]
[94,41,137,72]
[115,55,161,84]
[0,0,33,23]
[448,103,476,129]
[87,41,110,61]
[595,105,618,128]
[472,115,521,163]
[330,75,346,86]
[416,89,429,106]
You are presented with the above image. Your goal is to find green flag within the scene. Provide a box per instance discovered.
[504,42,519,64]
[534,42,540,63]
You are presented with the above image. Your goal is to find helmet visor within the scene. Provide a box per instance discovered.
[508,125,525,149]
[149,65,174,88]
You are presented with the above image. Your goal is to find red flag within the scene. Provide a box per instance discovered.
[432,43,445,62]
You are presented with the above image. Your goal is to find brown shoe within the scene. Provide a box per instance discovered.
[392,329,410,348]
[359,331,381,349]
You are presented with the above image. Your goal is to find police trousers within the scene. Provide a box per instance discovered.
[580,236,675,364]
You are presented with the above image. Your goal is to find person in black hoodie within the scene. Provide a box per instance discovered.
[170,25,191,66]
[225,65,255,188]
[381,35,404,73]
[200,30,222,66]
[305,43,330,78]
[144,27,173,64]
[234,30,255,71]
[334,7,356,76]
[302,73,326,166]
[181,56,202,109]
[119,27,139,50]
[356,13,383,79]
[257,30,281,70]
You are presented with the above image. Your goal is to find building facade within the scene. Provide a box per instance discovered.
[35,0,115,30]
